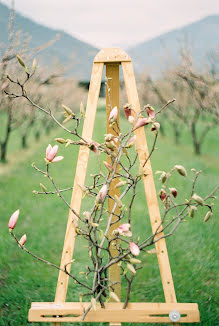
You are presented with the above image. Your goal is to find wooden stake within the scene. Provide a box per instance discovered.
[106,64,121,301]
[51,62,104,326]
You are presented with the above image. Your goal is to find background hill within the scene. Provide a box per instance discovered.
[128,15,219,77]
[0,3,218,79]
[0,2,98,80]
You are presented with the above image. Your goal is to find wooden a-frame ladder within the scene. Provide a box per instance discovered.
[28,48,200,325]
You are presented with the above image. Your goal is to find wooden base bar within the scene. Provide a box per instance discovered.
[29,302,200,323]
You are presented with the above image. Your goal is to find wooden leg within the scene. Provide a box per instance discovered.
[106,63,121,326]
[51,62,104,326]
[122,61,178,326]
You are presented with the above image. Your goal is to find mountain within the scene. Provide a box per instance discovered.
[0,3,98,80]
[128,15,219,78]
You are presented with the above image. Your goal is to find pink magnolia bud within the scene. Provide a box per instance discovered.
[90,141,100,155]
[19,234,27,246]
[109,106,118,124]
[145,105,156,119]
[129,242,140,256]
[46,144,63,163]
[169,187,177,198]
[115,223,132,237]
[8,209,19,229]
[123,103,132,119]
[99,184,107,202]
[135,118,151,130]
[127,135,136,148]
[159,189,166,201]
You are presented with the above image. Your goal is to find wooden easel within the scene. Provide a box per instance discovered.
[28,48,200,325]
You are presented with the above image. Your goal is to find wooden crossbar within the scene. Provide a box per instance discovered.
[28,48,200,325]
[29,302,200,323]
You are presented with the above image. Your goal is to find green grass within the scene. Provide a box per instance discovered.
[0,111,218,326]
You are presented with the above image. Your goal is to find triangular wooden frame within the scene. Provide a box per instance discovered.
[28,48,200,325]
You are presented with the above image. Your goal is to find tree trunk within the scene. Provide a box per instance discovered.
[191,121,201,155]
[0,107,12,162]
[0,142,7,163]
[21,134,27,148]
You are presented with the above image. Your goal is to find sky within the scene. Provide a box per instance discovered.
[1,0,219,49]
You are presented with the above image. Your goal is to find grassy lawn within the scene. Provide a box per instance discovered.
[0,110,218,326]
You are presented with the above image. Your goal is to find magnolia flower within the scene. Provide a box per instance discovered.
[19,234,27,246]
[103,161,113,172]
[123,103,132,119]
[159,189,167,201]
[129,242,140,256]
[145,105,156,119]
[169,187,177,198]
[109,106,118,124]
[135,118,151,130]
[192,193,204,206]
[115,223,132,237]
[127,135,136,148]
[174,165,187,177]
[151,122,160,132]
[46,144,63,163]
[8,209,19,229]
[99,184,107,202]
[90,141,99,155]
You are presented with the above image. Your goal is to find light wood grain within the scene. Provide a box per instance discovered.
[51,62,104,326]
[29,302,200,323]
[122,61,178,304]
[106,64,121,300]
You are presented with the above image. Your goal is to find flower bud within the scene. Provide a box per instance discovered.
[109,106,118,124]
[103,161,113,172]
[126,135,136,148]
[159,189,166,201]
[127,263,136,274]
[62,104,74,116]
[109,291,120,302]
[144,105,156,119]
[97,184,107,203]
[192,194,204,206]
[135,118,151,130]
[115,181,127,189]
[129,258,141,264]
[151,122,160,132]
[188,205,197,218]
[8,209,19,230]
[32,58,37,72]
[169,187,177,198]
[174,165,187,177]
[55,138,66,144]
[114,195,123,208]
[123,103,132,119]
[19,234,27,246]
[160,172,167,184]
[16,55,25,68]
[204,211,212,222]
[129,242,140,256]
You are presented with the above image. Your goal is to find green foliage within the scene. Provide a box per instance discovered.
[0,112,218,325]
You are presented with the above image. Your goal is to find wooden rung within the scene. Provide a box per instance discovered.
[29,302,200,323]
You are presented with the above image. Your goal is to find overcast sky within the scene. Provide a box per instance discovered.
[2,0,219,49]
